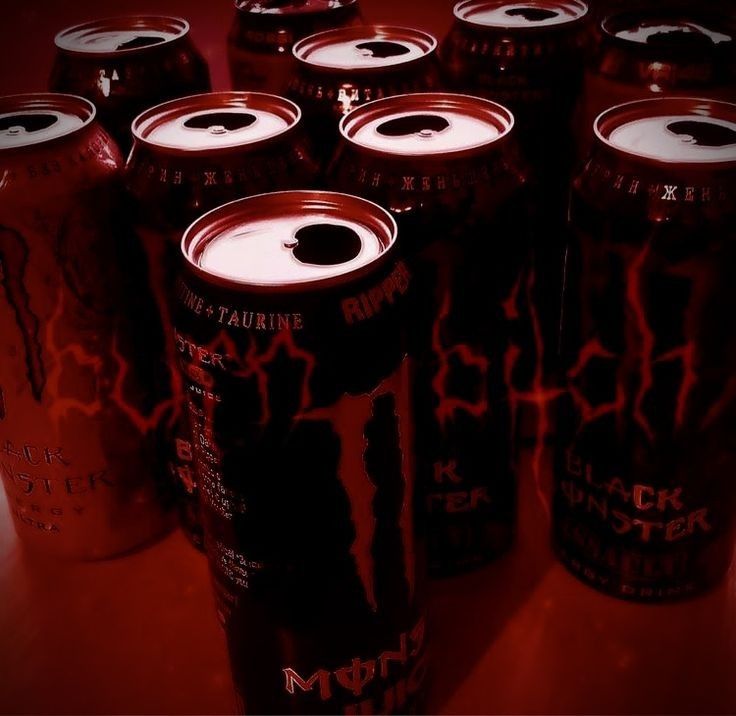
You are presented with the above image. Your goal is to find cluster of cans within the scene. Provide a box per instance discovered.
[1,0,735,712]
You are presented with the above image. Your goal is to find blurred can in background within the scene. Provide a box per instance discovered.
[0,94,173,558]
[577,6,736,156]
[175,191,425,713]
[288,25,440,168]
[49,16,210,152]
[126,91,318,549]
[441,0,591,392]
[331,94,529,574]
[555,97,736,601]
[228,0,362,94]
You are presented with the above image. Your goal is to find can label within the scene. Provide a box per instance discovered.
[175,254,425,713]
[555,174,736,599]
[0,132,174,557]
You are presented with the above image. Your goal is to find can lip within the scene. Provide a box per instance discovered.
[234,0,359,17]
[453,0,589,31]
[131,91,302,156]
[0,93,96,151]
[292,24,438,72]
[55,16,191,55]
[600,9,735,56]
[182,190,398,293]
[594,96,736,168]
[339,92,515,159]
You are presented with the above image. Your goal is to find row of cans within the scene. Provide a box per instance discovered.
[1,1,735,713]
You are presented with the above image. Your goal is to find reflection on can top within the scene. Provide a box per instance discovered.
[603,11,734,52]
[293,25,437,71]
[133,92,300,153]
[340,93,514,157]
[183,191,397,290]
[235,0,358,16]
[0,93,94,150]
[55,16,190,55]
[597,97,736,165]
[453,0,588,30]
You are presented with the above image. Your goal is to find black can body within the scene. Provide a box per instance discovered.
[175,192,426,713]
[555,98,736,601]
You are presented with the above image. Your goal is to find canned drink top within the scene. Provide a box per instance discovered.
[0,94,93,149]
[340,92,514,156]
[293,25,437,71]
[236,0,359,16]
[603,11,734,53]
[132,92,302,153]
[183,191,397,288]
[596,97,736,165]
[453,0,588,30]
[54,16,192,55]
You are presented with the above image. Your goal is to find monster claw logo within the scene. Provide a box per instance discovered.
[431,291,489,429]
[299,363,415,612]
[45,288,104,425]
[503,268,564,516]
[572,235,704,441]
[0,225,46,401]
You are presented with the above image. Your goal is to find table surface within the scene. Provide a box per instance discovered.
[1,448,734,715]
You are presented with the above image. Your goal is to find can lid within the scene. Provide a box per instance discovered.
[132,92,300,154]
[0,93,95,150]
[293,25,437,71]
[340,93,514,157]
[453,0,588,30]
[55,16,190,55]
[596,97,736,166]
[183,191,397,291]
[602,10,735,55]
[235,0,358,16]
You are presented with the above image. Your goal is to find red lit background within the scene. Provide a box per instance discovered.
[1,1,735,714]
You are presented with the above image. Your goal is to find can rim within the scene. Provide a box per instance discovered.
[292,24,438,72]
[453,0,589,32]
[594,96,736,168]
[338,92,515,159]
[131,91,303,156]
[600,8,735,56]
[181,190,399,293]
[0,93,97,151]
[55,16,191,55]
[234,0,359,17]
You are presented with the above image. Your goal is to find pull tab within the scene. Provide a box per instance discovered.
[355,41,411,59]
[183,112,259,133]
[504,6,559,22]
[377,114,450,138]
[290,224,362,265]
[115,35,166,51]
[666,119,736,148]
[0,113,59,135]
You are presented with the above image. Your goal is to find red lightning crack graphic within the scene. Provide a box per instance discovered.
[431,291,489,429]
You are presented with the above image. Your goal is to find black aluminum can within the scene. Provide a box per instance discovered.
[441,0,591,389]
[330,94,530,575]
[288,25,441,168]
[49,16,210,152]
[555,97,736,601]
[228,0,362,94]
[126,92,318,549]
[175,191,426,713]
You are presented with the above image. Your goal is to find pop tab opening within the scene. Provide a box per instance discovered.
[0,113,59,134]
[291,224,363,265]
[183,111,259,133]
[504,6,560,22]
[355,41,411,59]
[376,114,450,138]
[453,0,588,29]
[115,35,167,50]
[606,14,733,51]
